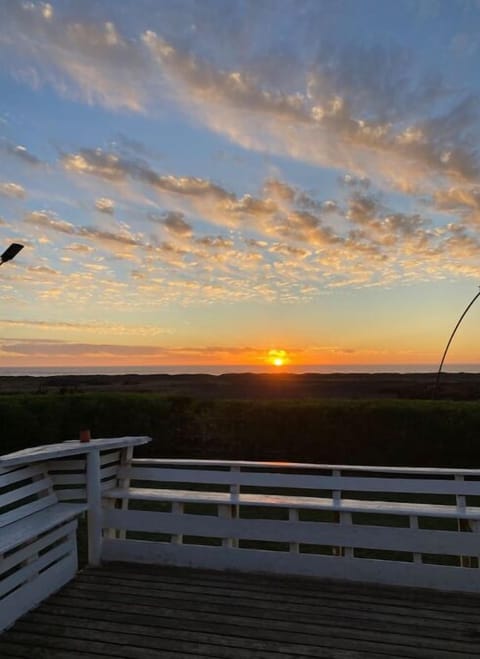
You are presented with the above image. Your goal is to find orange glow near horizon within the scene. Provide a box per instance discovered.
[267,349,289,367]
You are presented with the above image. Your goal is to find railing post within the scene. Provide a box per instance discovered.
[86,448,102,566]
[455,474,471,568]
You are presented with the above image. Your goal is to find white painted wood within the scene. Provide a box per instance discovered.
[100,464,120,481]
[0,437,149,632]
[0,520,77,576]
[51,465,118,486]
[48,451,120,472]
[86,449,102,566]
[409,516,422,564]
[288,508,299,553]
[115,446,134,541]
[103,485,480,519]
[170,502,183,544]
[218,504,235,549]
[130,458,480,475]
[0,536,76,597]
[0,436,151,468]
[50,472,87,486]
[100,450,121,465]
[0,464,45,488]
[0,550,77,632]
[0,493,58,528]
[99,458,480,593]
[0,477,52,507]
[54,488,87,501]
[120,465,480,496]
[101,539,480,593]
[102,508,480,555]
[341,511,354,559]
[0,503,86,554]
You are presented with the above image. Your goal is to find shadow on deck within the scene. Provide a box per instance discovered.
[2,563,480,658]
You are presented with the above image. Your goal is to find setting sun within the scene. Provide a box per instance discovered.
[268,349,289,368]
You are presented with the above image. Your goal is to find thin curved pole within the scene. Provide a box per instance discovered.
[433,288,480,399]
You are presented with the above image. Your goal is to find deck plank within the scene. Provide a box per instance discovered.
[1,563,480,658]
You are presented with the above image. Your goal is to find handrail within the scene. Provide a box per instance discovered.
[132,458,480,476]
[0,436,151,468]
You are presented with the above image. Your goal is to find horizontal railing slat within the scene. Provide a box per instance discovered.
[0,536,75,598]
[120,466,480,496]
[104,486,480,519]
[0,503,87,554]
[130,459,480,476]
[0,464,46,489]
[0,520,76,577]
[100,464,120,480]
[50,473,86,486]
[0,494,58,528]
[102,539,480,593]
[0,477,52,508]
[55,488,87,501]
[103,508,480,555]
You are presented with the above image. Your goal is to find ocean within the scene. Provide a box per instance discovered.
[0,364,478,376]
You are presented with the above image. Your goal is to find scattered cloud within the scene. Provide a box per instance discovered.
[0,2,153,111]
[144,34,480,190]
[0,182,26,199]
[153,211,192,236]
[95,197,115,214]
[0,140,43,166]
[0,318,171,337]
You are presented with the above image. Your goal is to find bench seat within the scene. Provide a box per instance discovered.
[103,487,480,520]
[0,502,87,555]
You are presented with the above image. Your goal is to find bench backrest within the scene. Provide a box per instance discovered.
[119,459,480,505]
[103,459,480,594]
[0,462,57,529]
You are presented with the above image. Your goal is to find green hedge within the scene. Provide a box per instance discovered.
[1,393,480,467]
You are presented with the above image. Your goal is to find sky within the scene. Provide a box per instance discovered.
[0,0,480,370]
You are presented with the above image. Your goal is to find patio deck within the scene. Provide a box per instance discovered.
[2,563,480,659]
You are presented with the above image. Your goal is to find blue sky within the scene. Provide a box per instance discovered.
[0,0,480,369]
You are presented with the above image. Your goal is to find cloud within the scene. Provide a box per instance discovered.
[25,210,76,235]
[143,33,480,190]
[63,242,95,253]
[0,140,43,166]
[0,338,264,365]
[0,182,26,199]
[0,2,153,111]
[0,318,171,337]
[24,208,151,260]
[3,4,479,198]
[152,211,193,236]
[435,186,480,211]
[95,197,115,214]
[63,148,233,202]
[27,265,60,276]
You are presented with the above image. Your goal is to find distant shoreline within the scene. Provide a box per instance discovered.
[0,364,479,377]
[0,371,479,399]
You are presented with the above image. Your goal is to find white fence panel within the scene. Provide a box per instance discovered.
[102,459,480,593]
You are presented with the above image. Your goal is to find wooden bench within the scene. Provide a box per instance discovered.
[101,460,480,592]
[0,461,87,632]
[0,435,151,633]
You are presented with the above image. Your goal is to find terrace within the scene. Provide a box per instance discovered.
[1,436,480,657]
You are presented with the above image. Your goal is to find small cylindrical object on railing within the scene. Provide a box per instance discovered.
[79,428,91,443]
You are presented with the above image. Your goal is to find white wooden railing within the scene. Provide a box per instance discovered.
[102,459,480,593]
[0,436,150,632]
[3,440,480,633]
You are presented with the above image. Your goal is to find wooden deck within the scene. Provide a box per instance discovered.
[2,564,480,658]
